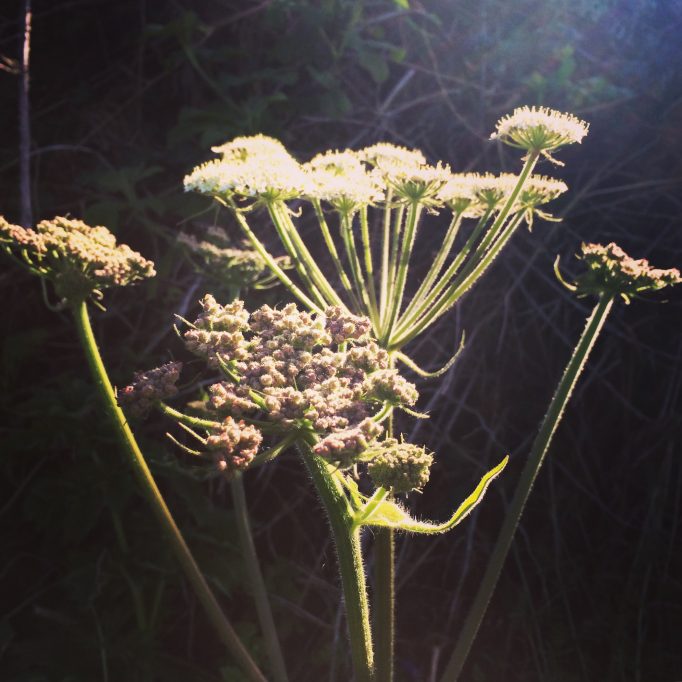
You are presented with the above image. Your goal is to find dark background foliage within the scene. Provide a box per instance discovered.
[1,1,681,680]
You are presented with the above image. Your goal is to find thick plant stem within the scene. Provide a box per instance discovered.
[231,474,289,682]
[439,294,615,682]
[72,301,267,682]
[373,528,394,682]
[373,377,396,682]
[299,441,374,682]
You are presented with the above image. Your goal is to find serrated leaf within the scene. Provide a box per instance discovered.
[357,456,508,534]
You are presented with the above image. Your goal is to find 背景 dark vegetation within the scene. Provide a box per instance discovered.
[1,1,681,680]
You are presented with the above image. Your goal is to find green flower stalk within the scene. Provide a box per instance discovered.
[0,215,267,682]
[439,243,681,682]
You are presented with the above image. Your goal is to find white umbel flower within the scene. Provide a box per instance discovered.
[303,150,384,212]
[184,155,311,202]
[516,174,568,206]
[492,106,589,158]
[211,134,292,162]
[357,142,426,170]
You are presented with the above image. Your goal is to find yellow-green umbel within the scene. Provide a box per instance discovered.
[366,439,434,494]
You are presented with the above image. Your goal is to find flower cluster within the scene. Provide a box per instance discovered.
[184,135,309,204]
[365,439,434,494]
[437,172,567,218]
[313,418,384,469]
[118,361,183,418]
[0,216,155,304]
[574,242,682,299]
[491,106,589,156]
[205,416,263,474]
[179,296,418,468]
[178,226,289,288]
[303,150,384,213]
[183,295,250,368]
[356,143,426,169]
[185,109,579,215]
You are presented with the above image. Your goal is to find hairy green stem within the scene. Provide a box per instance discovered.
[73,300,266,682]
[406,210,463,313]
[231,474,289,682]
[359,205,381,328]
[224,198,321,312]
[439,293,615,682]
[312,198,359,309]
[382,202,422,343]
[383,204,405,329]
[158,402,221,430]
[373,528,395,682]
[392,212,525,349]
[394,209,492,338]
[274,201,346,308]
[299,439,374,682]
[267,202,329,309]
[373,353,396,682]
[379,191,394,325]
[341,211,376,326]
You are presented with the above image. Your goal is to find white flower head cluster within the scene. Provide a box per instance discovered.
[303,150,384,213]
[438,172,566,219]
[356,142,450,206]
[357,143,426,170]
[461,173,511,212]
[379,160,452,206]
[515,174,568,209]
[184,134,310,204]
[492,106,589,159]
[211,134,292,162]
[0,215,155,304]
[437,173,485,216]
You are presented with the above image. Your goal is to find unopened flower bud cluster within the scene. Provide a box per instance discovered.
[365,439,434,494]
[576,242,682,298]
[206,416,263,475]
[178,226,288,286]
[119,361,183,418]
[0,216,155,303]
[181,296,417,467]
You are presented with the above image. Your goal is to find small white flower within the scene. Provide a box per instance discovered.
[184,155,311,202]
[356,142,426,170]
[492,106,589,156]
[211,134,292,162]
[303,150,384,211]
